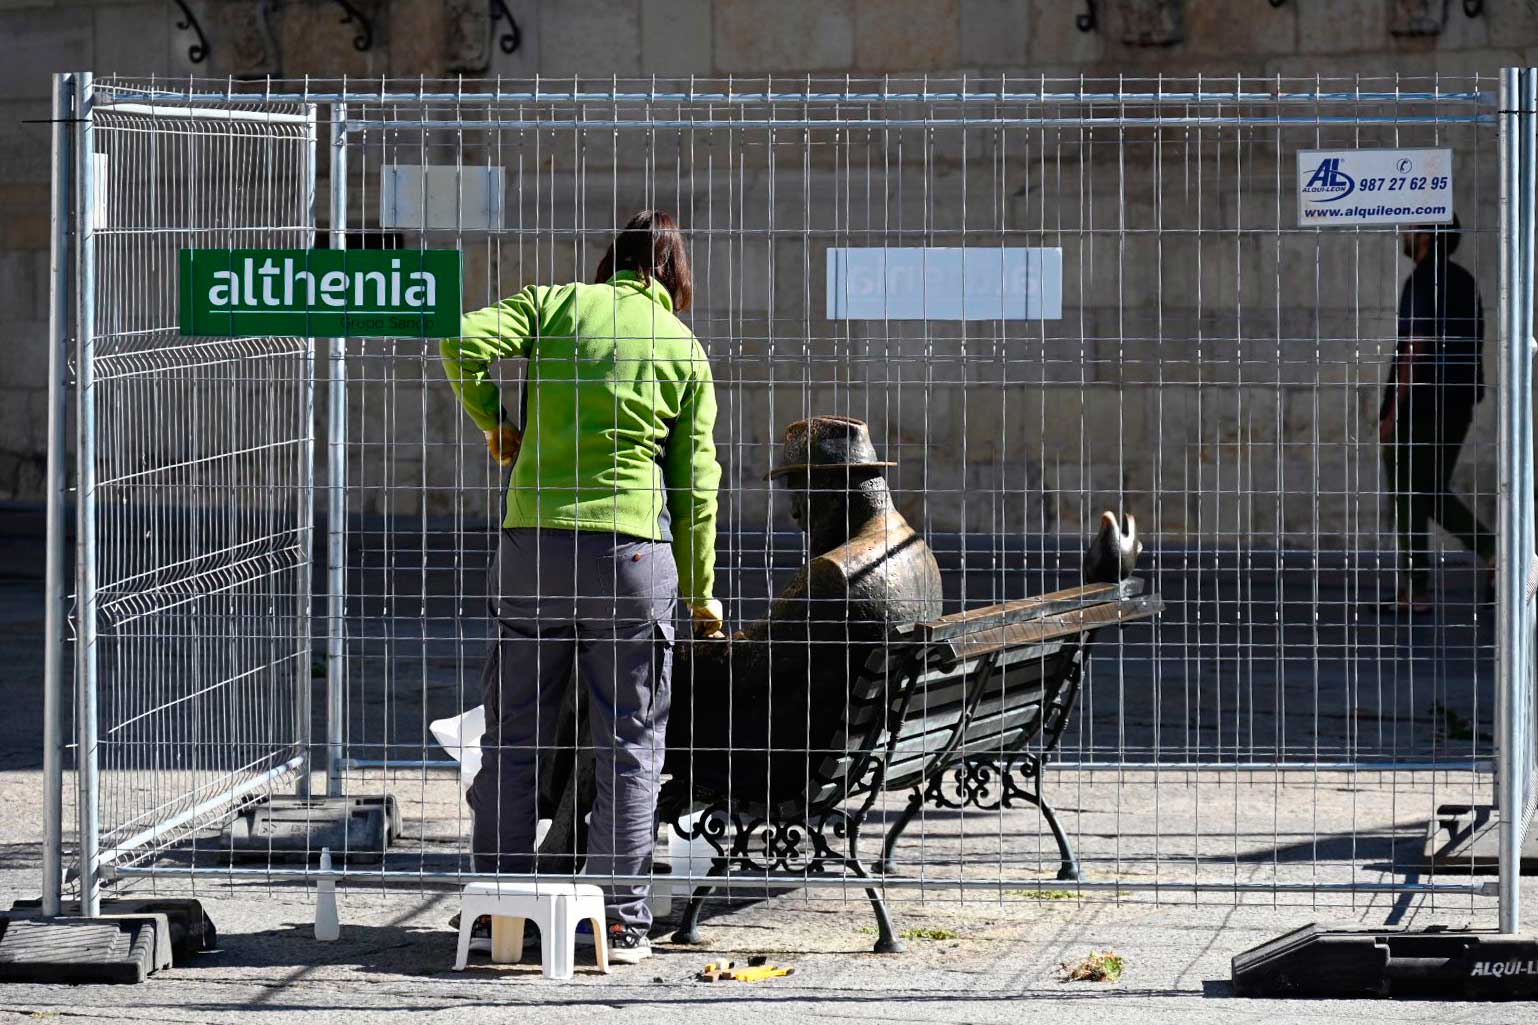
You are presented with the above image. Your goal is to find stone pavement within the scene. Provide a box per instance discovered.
[2,506,1534,1022]
[0,802,1531,1025]
[1,749,1531,1022]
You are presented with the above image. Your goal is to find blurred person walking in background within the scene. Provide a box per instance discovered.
[1380,215,1494,611]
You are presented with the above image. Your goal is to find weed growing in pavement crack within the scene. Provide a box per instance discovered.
[1058,950,1124,983]
[1005,889,1077,900]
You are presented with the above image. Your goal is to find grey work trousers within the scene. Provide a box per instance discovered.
[467,527,677,932]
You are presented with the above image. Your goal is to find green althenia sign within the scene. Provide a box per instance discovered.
[178,248,461,338]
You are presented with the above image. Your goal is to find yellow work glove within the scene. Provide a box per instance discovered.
[483,423,522,467]
[690,599,725,639]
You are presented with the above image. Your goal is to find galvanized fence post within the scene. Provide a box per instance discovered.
[72,70,99,918]
[1525,64,1538,930]
[1518,65,1538,929]
[41,71,76,919]
[1497,65,1537,936]
[325,101,349,798]
[295,99,320,801]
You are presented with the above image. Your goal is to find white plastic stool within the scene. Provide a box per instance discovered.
[453,881,609,979]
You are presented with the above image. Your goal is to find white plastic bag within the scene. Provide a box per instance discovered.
[652,810,716,917]
[432,705,556,848]
[429,704,485,794]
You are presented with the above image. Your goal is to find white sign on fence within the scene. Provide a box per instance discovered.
[379,165,505,231]
[826,247,1063,321]
[1297,148,1453,227]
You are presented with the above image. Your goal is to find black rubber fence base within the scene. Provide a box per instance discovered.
[0,898,216,984]
[0,914,167,984]
[10,898,216,962]
[1233,924,1538,999]
[220,794,400,863]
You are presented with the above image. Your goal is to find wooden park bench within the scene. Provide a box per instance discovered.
[663,578,1164,953]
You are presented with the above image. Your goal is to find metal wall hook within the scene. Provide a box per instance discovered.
[1076,0,1097,32]
[491,0,522,54]
[173,0,210,64]
[329,0,374,52]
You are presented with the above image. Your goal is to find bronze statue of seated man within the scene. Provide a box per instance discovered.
[663,415,944,810]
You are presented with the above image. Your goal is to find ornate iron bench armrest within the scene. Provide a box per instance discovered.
[873,579,1165,880]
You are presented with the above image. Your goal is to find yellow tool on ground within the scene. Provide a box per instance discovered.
[724,964,795,982]
[697,957,795,983]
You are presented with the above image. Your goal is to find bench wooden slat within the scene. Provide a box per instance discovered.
[912,580,1142,641]
[941,593,1163,663]
[885,679,1056,748]
[905,648,1067,705]
[890,693,1047,751]
[887,713,1042,774]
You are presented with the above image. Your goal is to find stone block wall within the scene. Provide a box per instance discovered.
[3,0,1535,549]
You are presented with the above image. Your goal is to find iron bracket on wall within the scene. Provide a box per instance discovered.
[173,0,210,64]
[1077,0,1096,32]
[491,0,522,54]
[329,0,374,52]
[171,1,376,65]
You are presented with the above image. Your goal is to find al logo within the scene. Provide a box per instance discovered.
[1302,157,1356,203]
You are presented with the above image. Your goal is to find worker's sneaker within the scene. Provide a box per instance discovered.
[606,924,653,965]
[451,914,537,955]
[469,915,492,954]
[448,913,494,954]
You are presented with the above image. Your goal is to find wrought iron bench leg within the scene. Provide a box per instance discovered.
[875,789,923,875]
[1011,764,1081,882]
[671,857,728,945]
[1035,795,1082,881]
[843,853,903,954]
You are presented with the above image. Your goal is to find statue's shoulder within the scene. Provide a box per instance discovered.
[805,552,853,593]
[813,510,928,583]
[807,511,942,624]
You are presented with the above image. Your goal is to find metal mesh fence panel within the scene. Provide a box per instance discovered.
[70,87,319,891]
[52,74,1534,933]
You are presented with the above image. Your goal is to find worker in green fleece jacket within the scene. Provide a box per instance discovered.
[440,210,721,965]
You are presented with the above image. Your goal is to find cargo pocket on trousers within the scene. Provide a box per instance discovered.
[648,619,676,727]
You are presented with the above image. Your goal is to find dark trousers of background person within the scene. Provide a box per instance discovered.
[1382,404,1495,592]
[468,526,677,933]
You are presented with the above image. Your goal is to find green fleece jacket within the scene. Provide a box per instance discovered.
[440,272,720,607]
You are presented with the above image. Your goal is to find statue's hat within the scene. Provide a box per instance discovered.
[765,415,896,480]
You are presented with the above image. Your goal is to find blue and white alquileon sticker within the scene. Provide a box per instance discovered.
[1297,148,1453,227]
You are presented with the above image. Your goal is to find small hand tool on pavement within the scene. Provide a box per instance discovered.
[697,957,795,982]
